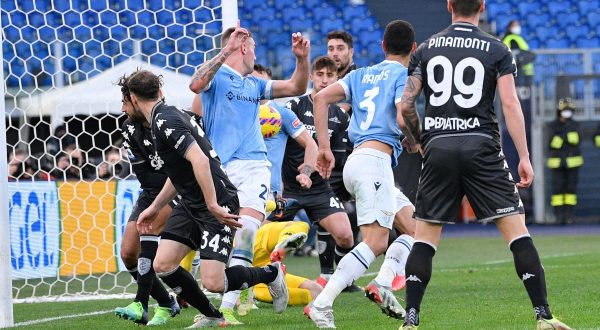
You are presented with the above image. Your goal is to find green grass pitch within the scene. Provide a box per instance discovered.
[12,234,600,329]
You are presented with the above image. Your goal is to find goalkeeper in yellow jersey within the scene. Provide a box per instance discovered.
[250,221,322,306]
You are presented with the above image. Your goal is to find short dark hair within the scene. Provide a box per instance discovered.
[126,70,163,101]
[450,0,482,17]
[383,20,415,56]
[117,74,131,103]
[253,63,272,78]
[221,27,254,46]
[327,30,353,49]
[311,56,337,73]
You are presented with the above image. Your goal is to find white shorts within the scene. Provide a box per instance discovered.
[224,159,271,218]
[394,187,414,214]
[343,148,398,229]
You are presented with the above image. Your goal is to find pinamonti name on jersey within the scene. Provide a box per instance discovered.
[410,22,517,144]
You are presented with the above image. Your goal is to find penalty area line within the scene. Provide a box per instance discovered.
[14,309,114,327]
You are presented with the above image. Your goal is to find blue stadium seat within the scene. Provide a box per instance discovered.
[110,26,128,40]
[273,0,295,10]
[313,4,338,23]
[350,16,376,35]
[19,0,35,13]
[183,0,202,9]
[576,37,600,48]
[518,2,542,16]
[136,10,155,25]
[83,11,100,27]
[146,0,163,11]
[343,5,366,21]
[281,5,300,23]
[565,25,589,41]
[118,10,135,26]
[251,6,275,22]
[100,11,118,25]
[289,18,313,33]
[578,0,600,14]
[45,11,63,26]
[487,3,513,18]
[9,11,27,27]
[494,15,519,34]
[129,25,148,39]
[157,10,175,25]
[527,38,541,49]
[84,40,102,57]
[526,13,550,30]
[358,29,379,47]
[545,37,570,48]
[587,11,600,27]
[320,18,344,34]
[176,37,194,53]
[534,25,558,41]
[167,24,184,39]
[27,12,45,28]
[90,0,108,11]
[74,26,92,42]
[258,18,283,34]
[556,12,581,28]
[302,0,322,10]
[141,39,158,54]
[243,0,265,8]
[148,25,166,40]
[4,25,21,43]
[547,1,571,16]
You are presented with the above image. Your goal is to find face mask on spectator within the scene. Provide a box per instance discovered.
[510,25,521,35]
[561,110,573,119]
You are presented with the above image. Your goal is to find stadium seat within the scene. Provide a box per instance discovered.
[576,37,600,48]
[313,4,338,23]
[526,13,550,30]
[545,37,570,48]
[166,24,184,39]
[527,38,541,49]
[494,14,519,34]
[27,12,45,28]
[45,11,63,26]
[556,12,580,28]
[547,1,571,16]
[534,25,558,42]
[578,0,600,14]
[289,18,313,34]
[183,0,202,9]
[486,3,512,18]
[343,5,367,21]
[281,5,300,23]
[565,25,589,42]
[258,18,283,34]
[273,0,295,11]
[320,18,344,34]
[518,2,542,17]
[587,11,600,27]
[157,10,175,25]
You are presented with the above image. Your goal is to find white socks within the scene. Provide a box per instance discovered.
[373,234,415,288]
[220,215,260,309]
[314,242,376,308]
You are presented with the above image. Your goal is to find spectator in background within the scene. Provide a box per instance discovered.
[46,124,76,155]
[547,98,583,224]
[502,20,534,84]
[97,147,130,179]
[52,152,81,180]
[8,149,34,181]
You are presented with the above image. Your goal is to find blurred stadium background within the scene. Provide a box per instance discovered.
[1,0,600,327]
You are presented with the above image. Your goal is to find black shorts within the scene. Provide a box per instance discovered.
[128,191,178,222]
[329,176,353,203]
[414,134,524,224]
[268,188,345,223]
[160,197,239,263]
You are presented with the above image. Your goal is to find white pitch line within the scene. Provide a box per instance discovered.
[14,309,114,327]
[482,251,592,266]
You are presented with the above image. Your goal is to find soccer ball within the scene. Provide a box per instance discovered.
[259,104,282,138]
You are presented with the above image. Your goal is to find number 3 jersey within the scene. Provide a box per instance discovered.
[338,60,407,167]
[409,22,517,145]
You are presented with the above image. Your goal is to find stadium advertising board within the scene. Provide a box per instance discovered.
[114,180,142,271]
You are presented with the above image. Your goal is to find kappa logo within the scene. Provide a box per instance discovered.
[329,116,341,124]
[220,248,229,256]
[156,119,166,129]
[127,124,135,135]
[304,111,313,117]
[522,273,535,281]
[406,275,422,282]
[221,236,231,244]
[123,141,130,149]
[223,226,232,233]
[374,182,382,191]
[143,139,152,146]
[122,132,129,141]
[164,128,174,138]
[172,286,182,294]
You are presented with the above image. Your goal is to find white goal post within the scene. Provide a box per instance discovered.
[1,0,238,326]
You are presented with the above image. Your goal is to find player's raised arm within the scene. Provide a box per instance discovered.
[313,82,346,178]
[399,75,423,152]
[294,130,319,189]
[189,20,249,93]
[184,142,242,228]
[271,33,310,98]
[498,73,533,188]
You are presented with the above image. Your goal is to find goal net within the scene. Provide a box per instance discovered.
[2,0,236,305]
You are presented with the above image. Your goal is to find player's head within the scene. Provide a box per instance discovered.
[447,0,484,19]
[382,20,416,57]
[327,30,354,73]
[222,26,256,75]
[557,97,575,120]
[252,63,272,80]
[126,70,163,116]
[117,73,143,123]
[310,56,338,94]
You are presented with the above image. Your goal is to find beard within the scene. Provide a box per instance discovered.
[128,108,146,123]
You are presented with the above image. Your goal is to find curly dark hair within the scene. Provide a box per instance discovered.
[117,74,131,103]
[126,69,163,101]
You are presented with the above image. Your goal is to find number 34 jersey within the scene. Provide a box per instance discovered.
[409,22,517,145]
[338,60,407,167]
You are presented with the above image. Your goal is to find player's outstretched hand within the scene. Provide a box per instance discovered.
[291,32,310,59]
[208,204,243,229]
[517,158,534,188]
[316,148,335,179]
[223,20,249,54]
[137,205,159,234]
[296,173,313,189]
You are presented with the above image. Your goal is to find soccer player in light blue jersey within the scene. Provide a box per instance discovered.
[306,20,417,328]
[189,22,310,323]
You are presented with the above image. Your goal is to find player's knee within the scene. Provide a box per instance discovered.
[120,245,138,269]
[333,231,354,249]
[153,256,178,274]
[200,274,224,293]
[363,237,388,256]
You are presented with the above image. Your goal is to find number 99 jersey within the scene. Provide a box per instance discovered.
[338,60,407,167]
[409,22,517,145]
